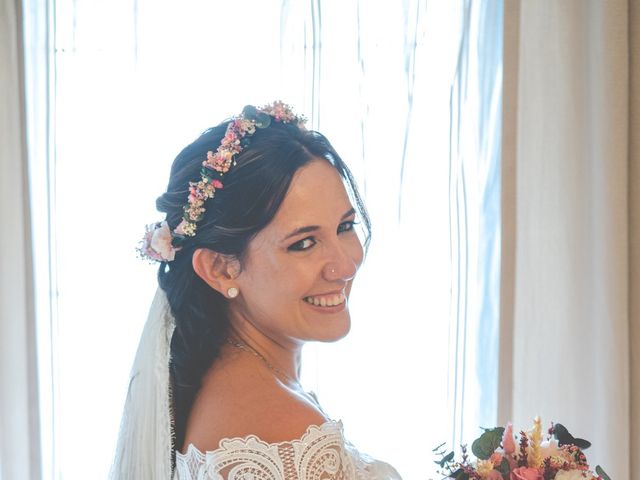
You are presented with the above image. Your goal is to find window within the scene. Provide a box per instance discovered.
[34,1,502,478]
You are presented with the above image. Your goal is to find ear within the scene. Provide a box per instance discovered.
[192,248,241,298]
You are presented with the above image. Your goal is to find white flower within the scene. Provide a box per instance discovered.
[539,439,562,458]
[150,221,176,261]
[554,469,594,480]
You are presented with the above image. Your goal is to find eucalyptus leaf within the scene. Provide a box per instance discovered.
[443,451,454,463]
[471,427,505,460]
[553,423,591,449]
[553,423,571,444]
[595,466,611,480]
[573,438,592,450]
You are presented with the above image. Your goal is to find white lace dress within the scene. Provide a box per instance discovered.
[174,419,402,480]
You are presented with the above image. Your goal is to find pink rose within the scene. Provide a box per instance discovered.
[503,422,516,455]
[510,467,542,480]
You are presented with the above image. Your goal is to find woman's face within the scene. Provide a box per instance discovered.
[229,158,364,348]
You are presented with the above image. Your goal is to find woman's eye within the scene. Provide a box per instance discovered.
[288,237,317,251]
[288,221,358,251]
[338,220,358,233]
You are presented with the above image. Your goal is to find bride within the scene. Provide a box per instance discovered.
[111,101,402,479]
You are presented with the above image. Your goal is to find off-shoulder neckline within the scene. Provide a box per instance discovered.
[177,419,344,458]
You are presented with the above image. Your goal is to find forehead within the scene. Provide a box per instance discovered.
[272,158,352,230]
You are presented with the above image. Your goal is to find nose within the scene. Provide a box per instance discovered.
[322,240,361,282]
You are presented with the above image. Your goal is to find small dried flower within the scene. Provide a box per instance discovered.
[138,101,307,256]
[503,422,516,455]
[518,431,530,467]
[529,416,543,468]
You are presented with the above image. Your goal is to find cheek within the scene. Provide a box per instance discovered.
[350,236,365,269]
[345,237,364,298]
[243,253,308,301]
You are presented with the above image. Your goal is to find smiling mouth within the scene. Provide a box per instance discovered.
[303,293,346,307]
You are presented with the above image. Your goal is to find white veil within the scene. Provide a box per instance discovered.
[110,287,176,479]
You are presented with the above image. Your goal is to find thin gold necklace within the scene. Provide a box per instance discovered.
[226,338,303,389]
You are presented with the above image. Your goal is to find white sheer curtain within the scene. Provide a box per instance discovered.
[0,1,42,479]
[9,0,503,478]
[501,1,637,478]
[447,0,502,447]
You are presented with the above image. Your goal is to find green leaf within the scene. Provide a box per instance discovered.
[435,452,455,468]
[455,472,470,480]
[241,105,271,128]
[553,423,591,449]
[450,468,469,480]
[471,427,505,460]
[254,112,272,128]
[573,438,592,450]
[595,465,611,480]
[242,105,258,119]
[497,457,511,476]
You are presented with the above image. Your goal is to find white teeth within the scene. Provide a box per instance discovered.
[304,293,345,307]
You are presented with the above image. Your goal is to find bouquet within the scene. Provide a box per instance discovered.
[433,417,610,480]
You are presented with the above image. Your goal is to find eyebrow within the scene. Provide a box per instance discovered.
[282,207,356,241]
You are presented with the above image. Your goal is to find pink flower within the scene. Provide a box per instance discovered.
[212,179,223,189]
[490,452,503,466]
[510,467,542,480]
[150,221,177,261]
[503,422,516,455]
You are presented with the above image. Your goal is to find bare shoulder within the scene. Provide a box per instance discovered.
[181,358,328,453]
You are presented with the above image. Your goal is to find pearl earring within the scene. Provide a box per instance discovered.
[227,287,239,298]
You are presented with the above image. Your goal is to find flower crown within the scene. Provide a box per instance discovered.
[138,101,307,263]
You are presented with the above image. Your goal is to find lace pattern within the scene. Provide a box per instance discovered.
[174,420,401,480]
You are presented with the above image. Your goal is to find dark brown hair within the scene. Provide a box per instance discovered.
[155,117,370,460]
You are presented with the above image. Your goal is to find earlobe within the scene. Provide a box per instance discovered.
[192,248,239,297]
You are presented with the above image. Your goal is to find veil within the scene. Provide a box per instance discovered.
[110,287,176,479]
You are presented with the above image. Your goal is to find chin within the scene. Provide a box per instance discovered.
[312,315,351,343]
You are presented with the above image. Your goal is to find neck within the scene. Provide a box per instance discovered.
[226,325,303,386]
